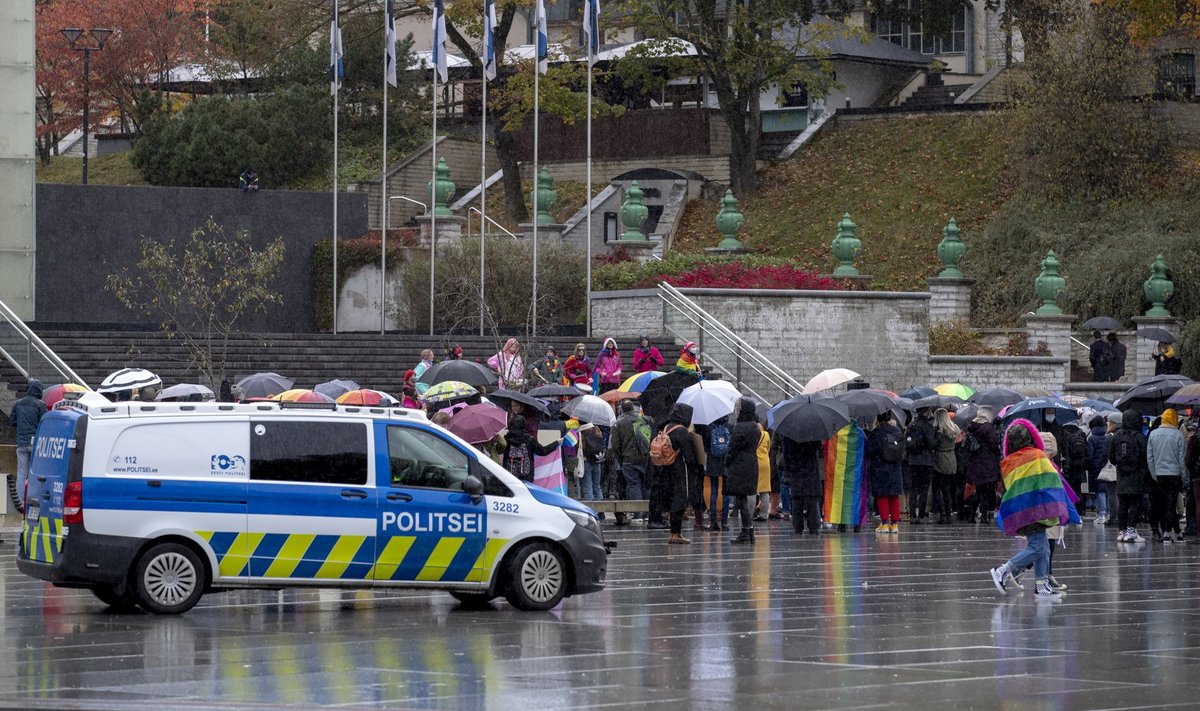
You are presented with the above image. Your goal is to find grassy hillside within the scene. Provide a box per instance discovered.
[36,153,148,186]
[671,114,1018,291]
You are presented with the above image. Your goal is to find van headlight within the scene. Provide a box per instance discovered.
[564,508,602,538]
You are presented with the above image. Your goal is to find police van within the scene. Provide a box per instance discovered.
[17,393,607,614]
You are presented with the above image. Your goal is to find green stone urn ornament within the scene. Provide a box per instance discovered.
[715,189,745,250]
[1034,249,1066,315]
[427,157,456,217]
[936,218,967,278]
[831,212,861,277]
[619,181,649,242]
[1142,254,1174,317]
[529,167,558,225]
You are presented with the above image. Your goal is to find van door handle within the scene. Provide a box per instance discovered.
[340,489,368,500]
[386,492,413,502]
[36,476,46,482]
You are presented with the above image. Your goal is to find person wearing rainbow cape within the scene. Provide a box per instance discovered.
[989,418,1081,600]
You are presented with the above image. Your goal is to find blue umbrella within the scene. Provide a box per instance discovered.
[1000,397,1079,425]
[1082,398,1118,413]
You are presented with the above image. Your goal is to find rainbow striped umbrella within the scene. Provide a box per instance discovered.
[422,380,478,404]
[617,370,665,393]
[337,389,399,407]
[43,383,87,409]
[934,383,975,400]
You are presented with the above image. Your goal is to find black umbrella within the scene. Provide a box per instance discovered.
[487,389,551,416]
[417,360,499,388]
[1083,316,1122,330]
[969,387,1024,410]
[1135,327,1176,344]
[835,389,897,419]
[901,386,937,400]
[771,396,852,443]
[638,370,701,422]
[913,394,962,410]
[527,384,583,399]
[237,372,294,399]
[1115,374,1194,411]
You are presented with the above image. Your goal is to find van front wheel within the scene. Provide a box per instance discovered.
[503,542,567,611]
[133,543,204,614]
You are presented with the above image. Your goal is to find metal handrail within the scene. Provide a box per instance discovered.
[658,307,791,402]
[467,207,520,241]
[1071,336,1091,351]
[658,282,805,398]
[0,299,89,387]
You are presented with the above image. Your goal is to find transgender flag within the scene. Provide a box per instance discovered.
[533,447,567,495]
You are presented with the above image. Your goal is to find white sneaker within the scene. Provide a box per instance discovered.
[1004,570,1025,591]
[1117,528,1131,542]
[1046,575,1067,591]
[990,567,1009,595]
[1128,529,1146,543]
[1035,580,1064,600]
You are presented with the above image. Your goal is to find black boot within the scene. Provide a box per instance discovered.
[731,528,753,544]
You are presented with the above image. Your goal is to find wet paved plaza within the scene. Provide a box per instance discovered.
[0,519,1198,710]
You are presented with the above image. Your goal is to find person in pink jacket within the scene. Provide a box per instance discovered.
[593,337,624,394]
[633,336,663,373]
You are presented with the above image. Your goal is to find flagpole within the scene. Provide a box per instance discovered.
[480,72,488,337]
[380,54,389,335]
[332,4,340,336]
[430,77,438,337]
[585,55,592,338]
[531,26,540,338]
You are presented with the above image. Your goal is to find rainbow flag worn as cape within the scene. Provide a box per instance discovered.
[823,424,869,526]
[996,447,1080,536]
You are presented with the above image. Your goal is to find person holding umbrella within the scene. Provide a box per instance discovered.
[905,407,937,524]
[1153,342,1182,376]
[1107,333,1127,382]
[1089,331,1111,382]
[1147,408,1187,542]
[1110,408,1150,543]
[865,412,905,533]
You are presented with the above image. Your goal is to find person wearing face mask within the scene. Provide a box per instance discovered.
[1041,408,1067,471]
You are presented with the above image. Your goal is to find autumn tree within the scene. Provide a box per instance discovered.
[106,218,286,389]
[615,0,844,196]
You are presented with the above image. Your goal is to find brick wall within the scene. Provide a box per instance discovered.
[592,288,931,398]
[928,355,1069,391]
[927,278,973,325]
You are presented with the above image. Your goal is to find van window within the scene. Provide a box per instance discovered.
[108,422,248,479]
[387,426,470,491]
[250,421,368,485]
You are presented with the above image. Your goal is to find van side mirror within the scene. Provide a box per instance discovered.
[463,475,484,502]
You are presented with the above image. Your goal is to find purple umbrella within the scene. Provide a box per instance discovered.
[448,403,509,444]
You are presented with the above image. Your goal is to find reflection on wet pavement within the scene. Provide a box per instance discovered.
[2,521,1198,709]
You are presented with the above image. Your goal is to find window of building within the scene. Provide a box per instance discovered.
[871,1,967,56]
[1158,52,1196,97]
[250,421,368,485]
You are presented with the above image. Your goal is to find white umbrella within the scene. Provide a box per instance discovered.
[155,383,215,401]
[561,394,616,427]
[314,379,360,399]
[97,367,161,394]
[803,368,861,394]
[677,380,741,425]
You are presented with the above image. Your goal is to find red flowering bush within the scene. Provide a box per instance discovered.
[634,263,844,290]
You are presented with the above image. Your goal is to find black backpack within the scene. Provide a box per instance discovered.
[1111,429,1142,471]
[880,429,905,463]
[962,431,982,454]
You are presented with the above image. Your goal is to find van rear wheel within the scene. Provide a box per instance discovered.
[91,585,140,611]
[503,542,567,611]
[133,543,205,614]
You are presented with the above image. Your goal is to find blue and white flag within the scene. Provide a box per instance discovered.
[483,0,498,80]
[535,0,548,74]
[431,0,448,84]
[329,5,344,95]
[582,0,600,63]
[385,0,398,87]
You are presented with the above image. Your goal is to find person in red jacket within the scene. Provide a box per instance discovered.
[633,336,663,373]
[563,343,593,389]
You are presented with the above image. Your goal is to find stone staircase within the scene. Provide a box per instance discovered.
[900,74,975,110]
[6,329,678,395]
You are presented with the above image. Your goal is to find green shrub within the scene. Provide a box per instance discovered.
[930,319,1050,356]
[133,86,330,188]
[593,253,859,292]
[398,237,586,332]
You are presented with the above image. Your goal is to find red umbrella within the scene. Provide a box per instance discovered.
[447,403,509,444]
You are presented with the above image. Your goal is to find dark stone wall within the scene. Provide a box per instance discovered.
[33,184,368,332]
